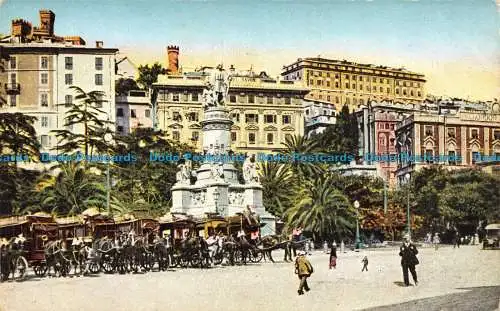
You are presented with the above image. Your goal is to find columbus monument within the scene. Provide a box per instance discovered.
[170,65,276,236]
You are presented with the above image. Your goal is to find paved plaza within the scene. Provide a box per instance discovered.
[0,245,498,311]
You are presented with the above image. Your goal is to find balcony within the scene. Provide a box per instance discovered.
[5,83,21,94]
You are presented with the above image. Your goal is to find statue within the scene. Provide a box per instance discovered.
[205,64,232,107]
[228,192,235,204]
[202,83,215,110]
[176,160,192,184]
[210,162,224,181]
[243,155,259,184]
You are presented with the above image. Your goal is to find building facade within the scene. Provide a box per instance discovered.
[394,100,500,184]
[116,90,152,135]
[153,69,309,154]
[303,99,336,138]
[0,10,118,156]
[281,57,426,112]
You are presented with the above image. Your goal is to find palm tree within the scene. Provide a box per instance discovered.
[37,162,106,215]
[282,134,322,180]
[259,161,296,218]
[284,176,355,241]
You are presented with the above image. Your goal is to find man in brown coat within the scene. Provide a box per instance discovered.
[294,250,313,295]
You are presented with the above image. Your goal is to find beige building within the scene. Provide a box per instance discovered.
[153,68,309,154]
[281,57,426,112]
[116,90,152,135]
[0,10,117,157]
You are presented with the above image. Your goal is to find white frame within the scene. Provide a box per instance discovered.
[40,56,49,70]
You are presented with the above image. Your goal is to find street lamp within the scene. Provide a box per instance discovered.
[213,188,220,215]
[354,200,360,250]
[103,132,113,216]
[405,172,411,239]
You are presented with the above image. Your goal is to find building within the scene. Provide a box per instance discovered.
[394,100,500,184]
[0,9,118,158]
[281,57,426,112]
[115,90,152,135]
[152,48,309,154]
[115,56,138,80]
[303,99,336,138]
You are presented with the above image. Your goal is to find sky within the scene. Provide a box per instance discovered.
[0,0,499,100]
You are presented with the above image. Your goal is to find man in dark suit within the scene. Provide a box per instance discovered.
[399,234,419,286]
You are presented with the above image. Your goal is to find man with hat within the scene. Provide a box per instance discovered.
[294,250,314,295]
[399,234,419,286]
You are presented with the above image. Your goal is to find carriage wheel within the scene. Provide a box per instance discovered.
[101,256,115,273]
[213,252,223,266]
[190,253,201,268]
[13,256,28,280]
[143,253,155,271]
[223,249,234,266]
[233,249,243,265]
[249,250,263,263]
[34,263,48,277]
[89,262,100,274]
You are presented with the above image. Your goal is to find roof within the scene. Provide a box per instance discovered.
[485,224,500,230]
[0,43,118,54]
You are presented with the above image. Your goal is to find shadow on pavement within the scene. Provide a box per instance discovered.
[360,285,500,311]
[393,281,412,287]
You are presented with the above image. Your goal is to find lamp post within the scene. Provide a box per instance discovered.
[405,172,411,239]
[354,200,360,250]
[103,132,113,216]
[213,188,220,215]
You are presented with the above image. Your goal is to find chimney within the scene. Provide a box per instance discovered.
[39,10,55,37]
[166,45,179,74]
[11,19,32,38]
[96,41,103,48]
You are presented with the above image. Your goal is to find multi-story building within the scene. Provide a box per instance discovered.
[303,99,336,138]
[152,49,309,154]
[281,57,426,112]
[394,100,500,184]
[0,10,118,156]
[115,90,152,135]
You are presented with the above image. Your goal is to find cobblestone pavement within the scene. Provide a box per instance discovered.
[0,245,498,311]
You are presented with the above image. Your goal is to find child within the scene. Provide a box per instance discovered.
[361,256,368,272]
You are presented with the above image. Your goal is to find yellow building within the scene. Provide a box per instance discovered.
[153,68,309,154]
[281,57,426,112]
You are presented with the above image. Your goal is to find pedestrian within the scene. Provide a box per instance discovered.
[323,241,328,253]
[340,240,345,253]
[294,250,313,295]
[399,234,419,287]
[361,256,368,272]
[433,233,440,250]
[329,242,337,269]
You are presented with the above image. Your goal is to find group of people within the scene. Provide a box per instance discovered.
[293,234,420,295]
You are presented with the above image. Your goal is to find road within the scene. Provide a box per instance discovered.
[0,245,499,311]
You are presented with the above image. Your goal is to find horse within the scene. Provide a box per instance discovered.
[152,235,172,271]
[44,240,72,277]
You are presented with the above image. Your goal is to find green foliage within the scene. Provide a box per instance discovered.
[115,78,140,95]
[281,134,322,180]
[137,63,165,89]
[259,162,296,219]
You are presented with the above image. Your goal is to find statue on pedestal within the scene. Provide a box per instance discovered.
[243,155,259,184]
[202,64,232,110]
[210,162,224,181]
[176,160,192,185]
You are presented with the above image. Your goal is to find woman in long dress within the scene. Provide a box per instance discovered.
[329,242,337,269]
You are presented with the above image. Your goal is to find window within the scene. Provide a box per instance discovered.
[131,109,137,118]
[9,95,16,107]
[10,56,17,69]
[448,151,456,165]
[192,93,199,102]
[494,130,500,141]
[245,114,258,123]
[231,132,237,142]
[472,151,480,164]
[359,99,364,105]
[95,74,103,85]
[387,87,391,94]
[10,73,17,85]
[65,74,72,85]
[372,77,376,82]
[282,115,291,124]
[379,87,383,92]
[173,111,181,121]
[385,123,390,129]
[352,84,356,89]
[117,126,124,134]
[326,81,330,87]
[366,86,370,92]
[305,109,309,115]
[173,131,180,141]
[345,75,349,79]
[248,95,255,103]
[379,78,383,83]
[41,116,49,127]
[417,91,422,97]
[359,84,363,90]
[317,80,322,86]
[267,133,274,145]
[410,90,414,96]
[335,97,339,103]
[335,82,339,88]
[117,108,124,117]
[403,89,407,96]
[187,112,198,121]
[229,95,236,103]
[345,82,349,88]
[145,109,150,118]
[447,128,456,138]
[264,97,272,105]
[285,97,291,104]
[191,131,199,142]
[40,93,48,107]
[396,88,400,95]
[95,57,103,70]
[379,137,386,146]
[425,149,434,164]
[40,56,49,69]
[359,76,363,81]
[231,113,240,122]
[65,95,73,107]
[309,79,313,85]
[425,125,433,137]
[65,57,73,70]
[248,133,256,144]
[40,135,49,147]
[390,124,395,130]
[41,73,49,85]
[327,95,331,101]
[172,94,179,102]
[471,129,479,139]
[182,93,188,102]
[265,114,277,124]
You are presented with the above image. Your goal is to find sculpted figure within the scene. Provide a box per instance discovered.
[243,155,259,184]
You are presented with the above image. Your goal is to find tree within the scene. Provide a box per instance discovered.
[137,63,165,89]
[284,176,354,241]
[115,78,140,95]
[259,162,296,218]
[281,134,322,180]
[51,86,113,158]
